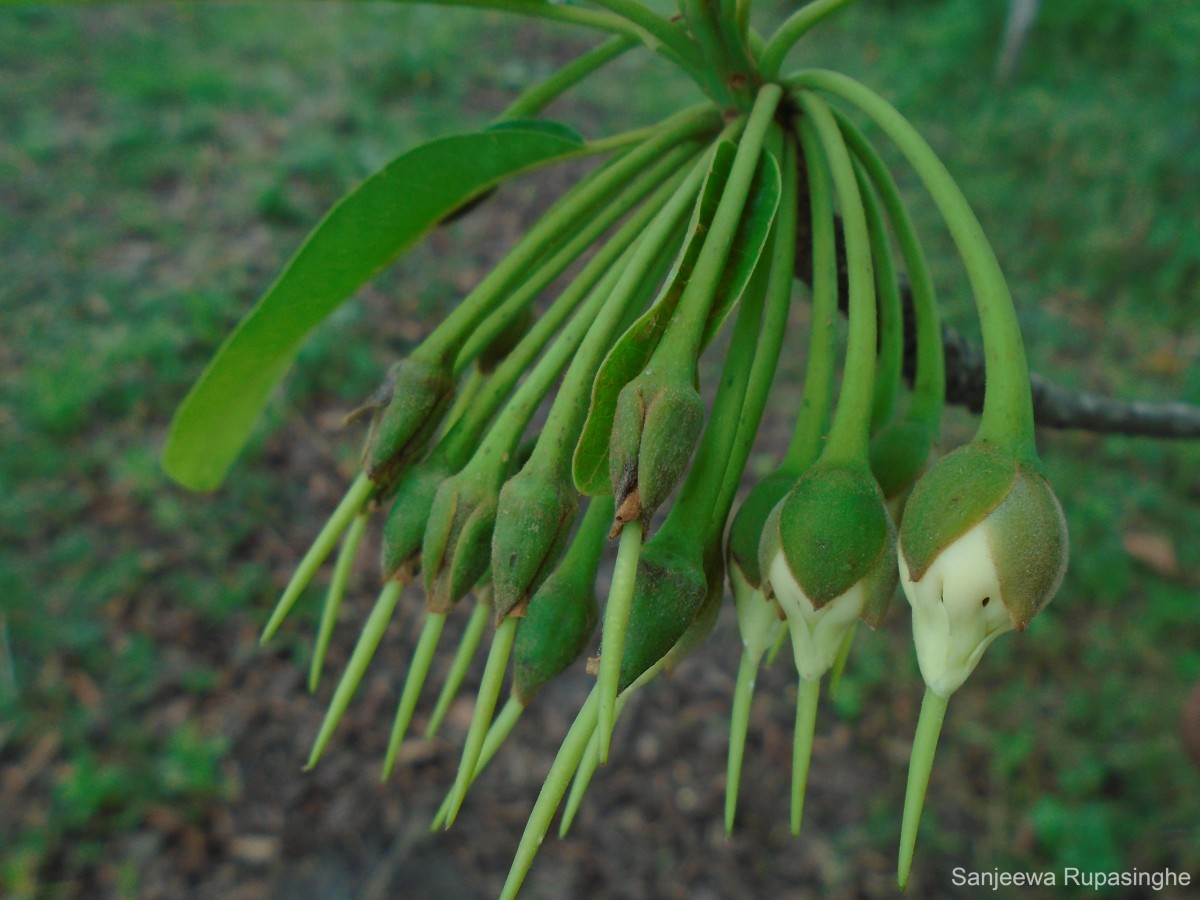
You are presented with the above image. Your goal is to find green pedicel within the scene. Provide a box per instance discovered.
[436,497,610,827]
[860,165,904,435]
[596,85,783,763]
[788,70,1036,458]
[309,511,369,692]
[261,473,373,643]
[423,594,491,739]
[367,158,695,776]
[489,148,714,621]
[439,151,712,810]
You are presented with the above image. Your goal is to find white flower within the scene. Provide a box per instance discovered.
[765,549,864,682]
[731,562,783,664]
[899,519,1014,698]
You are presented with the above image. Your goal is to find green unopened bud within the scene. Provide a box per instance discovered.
[758,466,897,680]
[615,535,707,693]
[899,443,1068,697]
[491,467,580,622]
[662,548,725,672]
[511,495,610,705]
[869,419,937,523]
[359,357,455,487]
[380,458,450,582]
[422,471,498,614]
[609,371,704,530]
[512,562,599,707]
[726,470,795,589]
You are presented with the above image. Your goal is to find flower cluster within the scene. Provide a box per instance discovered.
[165,2,1069,895]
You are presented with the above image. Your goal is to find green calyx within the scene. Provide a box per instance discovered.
[421,467,501,615]
[491,465,580,622]
[987,466,1069,629]
[902,442,1069,632]
[616,531,708,693]
[358,355,456,487]
[609,370,706,530]
[512,570,599,706]
[512,495,612,705]
[898,442,1020,584]
[661,547,725,673]
[761,464,896,621]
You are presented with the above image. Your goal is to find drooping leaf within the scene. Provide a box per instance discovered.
[571,141,736,495]
[700,149,782,348]
[163,125,584,491]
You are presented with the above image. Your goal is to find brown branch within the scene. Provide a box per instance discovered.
[938,326,1200,438]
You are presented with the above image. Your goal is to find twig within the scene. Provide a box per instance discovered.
[938,326,1200,438]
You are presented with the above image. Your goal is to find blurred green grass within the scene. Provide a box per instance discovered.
[1,0,1198,895]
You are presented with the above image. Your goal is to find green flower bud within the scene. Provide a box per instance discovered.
[662,547,726,672]
[359,357,455,487]
[609,371,705,530]
[616,534,707,693]
[491,467,580,622]
[511,495,610,705]
[869,419,937,523]
[511,559,599,707]
[421,471,498,615]
[380,457,450,582]
[898,443,1068,697]
[758,466,897,680]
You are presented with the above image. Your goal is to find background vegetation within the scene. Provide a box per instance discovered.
[2,1,1198,896]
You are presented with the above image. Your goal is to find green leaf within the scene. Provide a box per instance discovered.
[487,119,585,143]
[700,149,781,347]
[571,141,736,495]
[163,125,583,491]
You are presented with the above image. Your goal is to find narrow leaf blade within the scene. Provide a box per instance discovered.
[700,149,782,348]
[163,126,583,491]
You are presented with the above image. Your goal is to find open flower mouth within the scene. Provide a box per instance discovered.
[768,551,866,682]
[900,521,1014,699]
